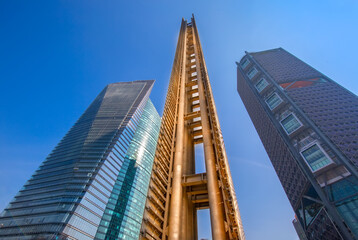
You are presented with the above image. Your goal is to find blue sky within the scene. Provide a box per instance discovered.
[1,1,358,239]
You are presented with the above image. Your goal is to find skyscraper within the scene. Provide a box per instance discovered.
[237,48,358,240]
[0,80,160,240]
[139,16,245,240]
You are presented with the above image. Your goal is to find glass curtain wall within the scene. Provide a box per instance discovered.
[95,100,160,240]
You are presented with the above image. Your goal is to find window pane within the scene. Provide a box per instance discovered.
[255,78,269,92]
[266,93,282,110]
[241,59,250,69]
[247,67,258,79]
[281,114,302,134]
[301,144,331,171]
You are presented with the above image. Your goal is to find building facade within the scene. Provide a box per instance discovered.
[0,80,160,240]
[139,16,245,240]
[293,217,308,240]
[237,48,358,240]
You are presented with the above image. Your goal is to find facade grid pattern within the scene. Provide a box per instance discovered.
[237,48,358,240]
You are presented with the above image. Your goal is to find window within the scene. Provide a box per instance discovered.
[301,143,333,172]
[280,113,302,135]
[241,59,250,69]
[255,78,269,92]
[266,93,283,110]
[247,67,258,79]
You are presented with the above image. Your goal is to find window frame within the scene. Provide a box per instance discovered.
[241,59,250,69]
[300,142,334,173]
[247,67,258,79]
[265,92,283,110]
[255,78,269,93]
[280,112,303,135]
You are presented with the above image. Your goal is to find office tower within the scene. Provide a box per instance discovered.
[237,48,358,240]
[140,16,245,240]
[0,80,160,240]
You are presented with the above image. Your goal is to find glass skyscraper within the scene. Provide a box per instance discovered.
[237,48,358,240]
[0,80,160,240]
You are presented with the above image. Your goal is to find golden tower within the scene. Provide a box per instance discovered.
[140,16,245,240]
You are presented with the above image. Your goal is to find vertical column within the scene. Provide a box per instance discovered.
[191,27,227,239]
[180,69,196,239]
[180,130,195,239]
[168,22,187,240]
[192,16,244,239]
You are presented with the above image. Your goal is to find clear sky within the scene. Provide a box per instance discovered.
[1,1,358,239]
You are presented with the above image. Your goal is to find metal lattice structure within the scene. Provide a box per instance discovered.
[140,16,245,240]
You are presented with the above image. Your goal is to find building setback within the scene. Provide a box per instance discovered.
[0,80,160,240]
[237,48,358,240]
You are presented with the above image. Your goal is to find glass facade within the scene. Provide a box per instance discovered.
[328,177,358,236]
[95,100,160,240]
[296,186,323,227]
[0,80,160,240]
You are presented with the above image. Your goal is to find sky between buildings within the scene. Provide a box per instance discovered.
[0,1,358,239]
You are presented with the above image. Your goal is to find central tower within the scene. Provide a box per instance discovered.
[140,16,245,240]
